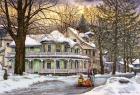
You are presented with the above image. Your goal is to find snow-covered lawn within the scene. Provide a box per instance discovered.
[0,73,50,93]
[0,69,79,94]
[81,76,140,95]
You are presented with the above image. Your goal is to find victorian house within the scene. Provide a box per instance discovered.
[5,27,99,74]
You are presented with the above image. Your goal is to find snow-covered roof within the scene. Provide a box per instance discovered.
[68,27,79,35]
[41,30,77,47]
[10,36,41,47]
[85,31,94,35]
[79,33,89,38]
[68,27,96,48]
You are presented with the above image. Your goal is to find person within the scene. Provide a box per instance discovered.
[3,69,8,80]
[78,74,84,86]
[88,65,94,80]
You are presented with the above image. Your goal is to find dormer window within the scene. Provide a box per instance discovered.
[48,44,51,52]
[73,39,77,42]
[7,43,9,46]
[56,44,61,52]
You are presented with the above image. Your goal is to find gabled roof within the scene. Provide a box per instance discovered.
[68,27,96,49]
[10,36,41,47]
[85,31,94,35]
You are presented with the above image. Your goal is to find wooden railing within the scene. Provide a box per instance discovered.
[27,69,88,74]
[8,52,84,55]
[6,52,89,59]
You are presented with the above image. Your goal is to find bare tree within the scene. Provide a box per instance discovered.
[56,2,80,32]
[0,0,57,75]
[96,0,140,74]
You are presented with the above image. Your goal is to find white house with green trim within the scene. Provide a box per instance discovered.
[6,27,98,74]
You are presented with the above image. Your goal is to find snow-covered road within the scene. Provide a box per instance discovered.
[1,79,92,95]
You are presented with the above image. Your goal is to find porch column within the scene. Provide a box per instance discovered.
[29,59,33,73]
[41,59,44,73]
[53,59,56,74]
[67,59,71,73]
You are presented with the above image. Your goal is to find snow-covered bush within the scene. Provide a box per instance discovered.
[81,77,140,95]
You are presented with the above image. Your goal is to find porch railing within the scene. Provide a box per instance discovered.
[6,52,89,59]
[31,69,88,74]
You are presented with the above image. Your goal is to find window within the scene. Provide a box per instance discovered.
[84,63,87,69]
[43,62,45,69]
[75,48,79,54]
[75,49,77,53]
[47,62,51,69]
[71,48,73,52]
[73,39,77,42]
[93,51,95,56]
[64,61,67,69]
[86,50,88,54]
[75,60,79,69]
[56,44,61,52]
[56,60,60,69]
[70,62,73,69]
[48,44,51,52]
[29,61,33,69]
[64,45,68,52]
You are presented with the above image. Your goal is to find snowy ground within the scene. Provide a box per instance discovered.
[0,68,82,94]
[0,64,92,95]
[81,75,140,95]
[1,65,140,95]
[0,73,50,93]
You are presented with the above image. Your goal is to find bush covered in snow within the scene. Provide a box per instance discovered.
[81,77,140,95]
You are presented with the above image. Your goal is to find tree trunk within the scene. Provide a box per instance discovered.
[99,41,104,74]
[14,38,25,75]
[112,0,118,75]
[126,57,129,72]
[124,58,127,73]
[112,54,117,75]
[123,44,127,73]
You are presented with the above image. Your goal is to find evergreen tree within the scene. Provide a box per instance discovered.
[77,15,90,33]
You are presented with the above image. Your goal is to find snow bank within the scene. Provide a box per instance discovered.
[81,77,140,95]
[93,73,134,87]
[131,74,140,84]
[0,74,47,93]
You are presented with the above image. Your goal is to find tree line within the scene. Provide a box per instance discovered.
[91,0,140,74]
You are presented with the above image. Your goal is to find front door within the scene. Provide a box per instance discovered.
[33,59,41,73]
